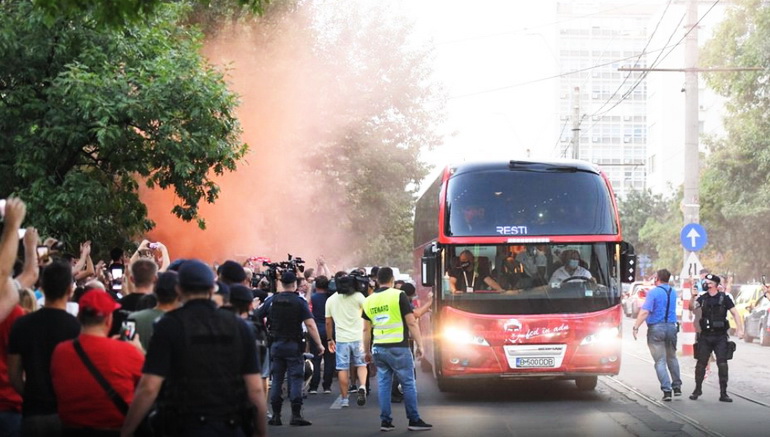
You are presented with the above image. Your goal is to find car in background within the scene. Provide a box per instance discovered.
[729,284,763,334]
[743,295,770,346]
[623,282,653,318]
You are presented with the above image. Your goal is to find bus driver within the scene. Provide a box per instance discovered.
[549,249,593,285]
[449,250,504,293]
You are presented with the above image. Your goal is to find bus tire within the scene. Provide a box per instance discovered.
[575,376,598,391]
[436,377,457,392]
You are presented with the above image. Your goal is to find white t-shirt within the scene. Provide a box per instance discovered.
[549,266,592,284]
[325,292,366,343]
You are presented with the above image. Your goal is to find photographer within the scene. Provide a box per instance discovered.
[50,290,144,436]
[256,270,323,427]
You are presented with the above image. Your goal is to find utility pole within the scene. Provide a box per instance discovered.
[618,0,759,276]
[571,86,580,159]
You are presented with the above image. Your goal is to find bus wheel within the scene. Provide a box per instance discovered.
[436,377,457,392]
[575,376,598,391]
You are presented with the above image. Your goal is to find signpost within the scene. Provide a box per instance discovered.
[680,223,707,252]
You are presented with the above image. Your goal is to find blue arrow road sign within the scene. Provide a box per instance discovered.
[680,223,707,251]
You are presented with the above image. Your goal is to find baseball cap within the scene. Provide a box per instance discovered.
[219,260,247,283]
[79,290,120,317]
[280,270,297,284]
[704,273,721,285]
[230,284,255,303]
[178,259,216,290]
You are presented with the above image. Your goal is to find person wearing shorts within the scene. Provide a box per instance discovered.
[325,288,367,407]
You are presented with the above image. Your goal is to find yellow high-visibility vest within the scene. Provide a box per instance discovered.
[364,288,405,344]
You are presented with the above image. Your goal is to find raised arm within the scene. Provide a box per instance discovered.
[0,198,24,320]
[15,227,39,290]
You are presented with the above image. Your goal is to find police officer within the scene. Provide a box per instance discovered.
[256,270,324,426]
[121,259,266,437]
[690,273,744,402]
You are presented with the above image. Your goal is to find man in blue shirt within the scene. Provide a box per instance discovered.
[632,269,682,401]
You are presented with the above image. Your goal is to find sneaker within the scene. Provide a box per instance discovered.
[323,389,332,394]
[408,419,433,431]
[380,420,395,432]
[662,391,672,402]
[309,390,318,395]
[357,387,367,406]
[340,398,349,408]
[349,384,357,392]
[673,387,682,397]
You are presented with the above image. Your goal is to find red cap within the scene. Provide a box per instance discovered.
[79,290,121,317]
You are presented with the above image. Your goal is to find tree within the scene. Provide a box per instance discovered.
[618,189,671,259]
[698,0,770,279]
[201,0,446,269]
[0,1,246,253]
[32,0,267,27]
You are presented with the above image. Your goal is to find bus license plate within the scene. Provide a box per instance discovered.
[515,357,555,368]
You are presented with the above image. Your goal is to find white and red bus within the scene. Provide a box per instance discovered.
[414,160,636,391]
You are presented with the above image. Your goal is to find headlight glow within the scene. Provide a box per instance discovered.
[581,327,620,346]
[443,326,490,346]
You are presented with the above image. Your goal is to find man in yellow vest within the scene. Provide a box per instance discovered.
[363,267,432,432]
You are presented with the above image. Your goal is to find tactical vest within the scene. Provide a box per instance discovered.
[161,304,247,421]
[363,288,405,344]
[267,292,304,342]
[699,293,729,333]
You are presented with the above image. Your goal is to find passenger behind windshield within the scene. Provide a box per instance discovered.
[549,249,593,285]
[449,250,503,293]
[515,246,547,288]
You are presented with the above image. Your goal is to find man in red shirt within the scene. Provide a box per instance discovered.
[51,290,144,436]
[0,304,24,436]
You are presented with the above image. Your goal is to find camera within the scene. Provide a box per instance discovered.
[148,242,160,250]
[335,272,370,295]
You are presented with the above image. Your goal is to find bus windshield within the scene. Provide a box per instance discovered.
[441,243,618,315]
[446,167,617,237]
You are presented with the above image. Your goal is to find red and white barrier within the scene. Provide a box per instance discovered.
[679,286,696,357]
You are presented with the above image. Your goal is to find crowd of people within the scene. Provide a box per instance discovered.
[0,197,433,437]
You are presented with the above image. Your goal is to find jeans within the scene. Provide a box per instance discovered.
[0,411,21,437]
[647,323,682,392]
[372,346,421,423]
[309,338,334,391]
[270,340,305,408]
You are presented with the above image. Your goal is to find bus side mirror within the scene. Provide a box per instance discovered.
[421,245,437,287]
[620,241,636,283]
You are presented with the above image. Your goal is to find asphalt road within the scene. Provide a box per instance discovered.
[265,316,770,437]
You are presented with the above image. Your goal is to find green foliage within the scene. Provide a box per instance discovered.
[0,1,246,255]
[698,0,770,279]
[32,0,268,27]
[618,189,671,258]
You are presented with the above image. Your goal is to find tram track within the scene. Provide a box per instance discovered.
[625,350,770,409]
[602,375,726,437]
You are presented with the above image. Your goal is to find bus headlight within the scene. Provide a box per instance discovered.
[580,327,619,346]
[443,326,490,346]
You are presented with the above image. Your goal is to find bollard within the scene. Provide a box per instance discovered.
[679,306,697,357]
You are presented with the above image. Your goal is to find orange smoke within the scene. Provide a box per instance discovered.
[140,11,352,271]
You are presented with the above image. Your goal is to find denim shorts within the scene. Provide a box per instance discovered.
[335,340,366,370]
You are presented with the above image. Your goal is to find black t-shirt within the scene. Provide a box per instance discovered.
[8,308,81,415]
[143,299,260,378]
[361,287,414,348]
[119,293,148,313]
[449,267,492,291]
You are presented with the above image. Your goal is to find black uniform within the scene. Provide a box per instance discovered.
[143,299,260,435]
[692,292,735,401]
[255,291,314,426]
